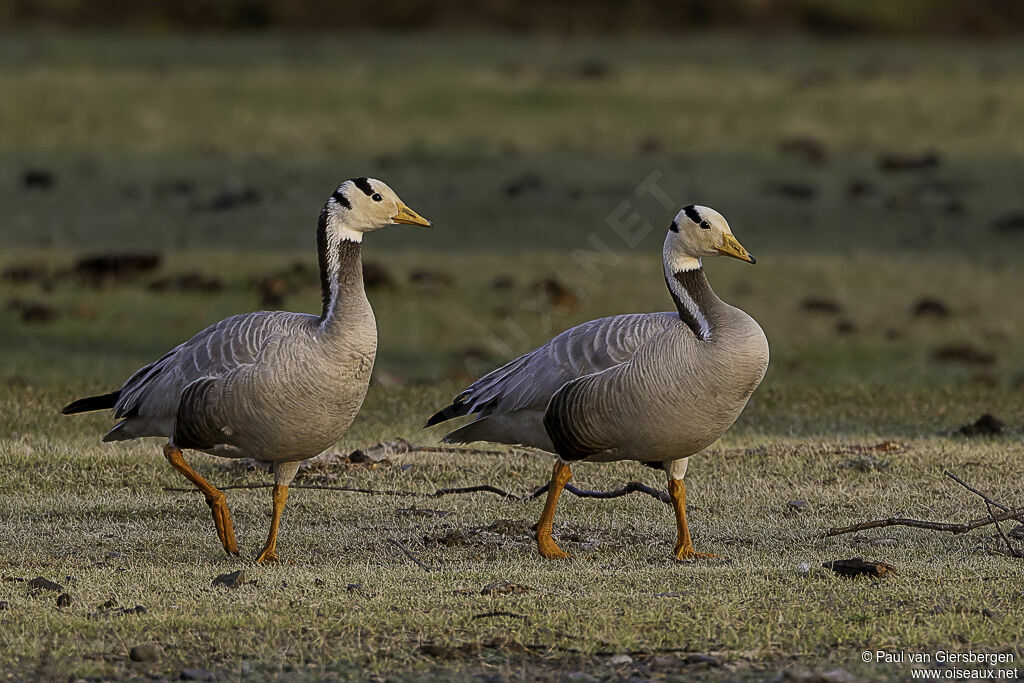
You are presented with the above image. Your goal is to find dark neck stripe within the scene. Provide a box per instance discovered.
[331,189,351,210]
[353,177,374,196]
[665,267,717,341]
[316,210,364,323]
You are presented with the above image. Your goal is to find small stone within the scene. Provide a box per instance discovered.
[129,643,160,663]
[609,654,633,665]
[797,562,811,576]
[787,500,809,512]
[346,583,362,592]
[212,570,246,588]
[180,668,216,681]
[56,593,72,607]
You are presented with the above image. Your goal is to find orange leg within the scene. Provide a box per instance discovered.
[164,444,238,556]
[669,478,715,560]
[536,461,573,559]
[255,484,288,564]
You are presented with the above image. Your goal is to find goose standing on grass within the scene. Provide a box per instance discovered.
[63,178,431,563]
[427,205,767,560]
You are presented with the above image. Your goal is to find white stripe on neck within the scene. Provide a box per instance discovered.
[319,225,361,330]
[666,252,701,273]
[337,225,363,243]
[663,258,710,341]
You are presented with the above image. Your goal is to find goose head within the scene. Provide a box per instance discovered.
[664,204,754,273]
[323,177,431,242]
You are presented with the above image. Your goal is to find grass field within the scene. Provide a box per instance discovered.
[1,32,1023,681]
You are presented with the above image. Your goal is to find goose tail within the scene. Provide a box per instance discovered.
[61,390,120,415]
[439,418,492,445]
[423,397,470,428]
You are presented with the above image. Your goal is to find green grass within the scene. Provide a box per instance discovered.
[1,32,1023,681]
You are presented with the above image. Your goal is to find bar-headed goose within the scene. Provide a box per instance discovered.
[63,178,431,563]
[427,205,768,560]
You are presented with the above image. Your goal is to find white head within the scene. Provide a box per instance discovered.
[664,204,754,273]
[321,177,431,243]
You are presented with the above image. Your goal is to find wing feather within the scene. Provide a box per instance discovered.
[112,311,312,425]
[428,312,679,427]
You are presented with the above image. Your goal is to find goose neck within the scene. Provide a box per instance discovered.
[664,264,722,341]
[317,218,367,330]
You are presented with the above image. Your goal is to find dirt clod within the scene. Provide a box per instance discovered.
[823,557,895,578]
[992,212,1024,234]
[205,181,261,211]
[129,643,160,663]
[73,252,162,286]
[913,298,950,317]
[532,277,580,311]
[953,414,1004,437]
[8,300,58,324]
[409,269,454,291]
[879,151,941,172]
[932,344,995,366]
[22,169,55,190]
[799,298,843,315]
[577,59,613,80]
[27,577,64,594]
[212,570,246,588]
[503,172,545,197]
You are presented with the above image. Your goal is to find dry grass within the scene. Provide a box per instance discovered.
[2,32,1024,681]
[2,251,1023,680]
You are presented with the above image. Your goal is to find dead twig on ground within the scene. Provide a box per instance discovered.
[165,480,671,503]
[826,471,1024,558]
[945,470,1022,558]
[944,471,1011,512]
[387,538,432,572]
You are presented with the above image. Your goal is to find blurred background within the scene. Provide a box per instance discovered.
[2,0,1023,437]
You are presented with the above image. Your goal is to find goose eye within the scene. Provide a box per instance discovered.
[371,193,383,202]
[699,220,711,230]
